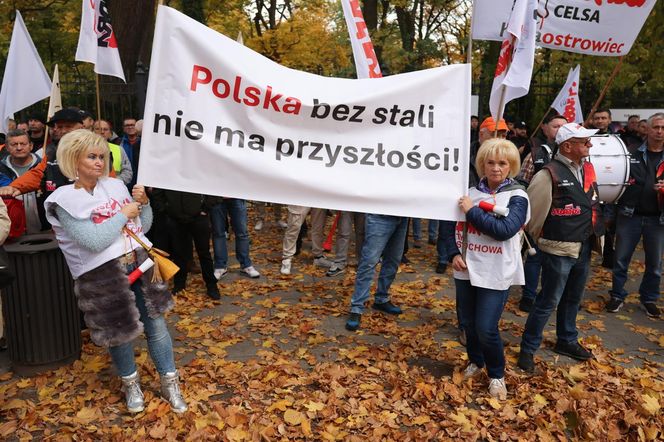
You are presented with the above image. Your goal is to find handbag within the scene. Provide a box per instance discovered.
[0,246,15,288]
[123,228,180,282]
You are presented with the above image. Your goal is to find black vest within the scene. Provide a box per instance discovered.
[541,159,604,242]
[531,142,554,175]
[37,143,71,229]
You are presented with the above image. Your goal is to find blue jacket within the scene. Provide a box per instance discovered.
[443,188,529,261]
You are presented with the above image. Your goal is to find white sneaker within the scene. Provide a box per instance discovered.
[313,256,334,268]
[277,220,288,229]
[488,377,507,400]
[241,266,260,278]
[463,363,481,379]
[280,259,292,275]
[214,268,228,280]
[254,220,263,231]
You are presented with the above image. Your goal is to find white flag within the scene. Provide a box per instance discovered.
[341,0,382,79]
[550,65,583,124]
[489,0,537,123]
[75,0,125,81]
[47,64,63,120]
[0,11,51,133]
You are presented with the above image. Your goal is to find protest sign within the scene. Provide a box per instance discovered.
[472,0,656,56]
[138,6,471,221]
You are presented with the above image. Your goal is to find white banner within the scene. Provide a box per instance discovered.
[341,0,382,79]
[0,11,51,133]
[75,0,125,81]
[472,0,656,56]
[138,6,471,221]
[551,65,583,123]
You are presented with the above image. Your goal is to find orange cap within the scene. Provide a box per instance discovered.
[480,117,508,132]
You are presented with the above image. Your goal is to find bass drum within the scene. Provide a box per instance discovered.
[588,135,631,204]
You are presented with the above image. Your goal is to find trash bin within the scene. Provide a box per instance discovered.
[1,233,81,376]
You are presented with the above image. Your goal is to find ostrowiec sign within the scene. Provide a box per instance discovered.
[138,6,471,220]
[472,0,656,56]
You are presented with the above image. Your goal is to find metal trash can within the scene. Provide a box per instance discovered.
[1,233,81,376]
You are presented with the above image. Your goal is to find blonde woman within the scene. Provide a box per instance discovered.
[44,129,186,414]
[443,138,530,400]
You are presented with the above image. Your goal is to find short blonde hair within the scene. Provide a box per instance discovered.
[56,129,110,180]
[475,138,521,178]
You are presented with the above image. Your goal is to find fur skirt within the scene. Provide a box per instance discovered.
[74,248,174,347]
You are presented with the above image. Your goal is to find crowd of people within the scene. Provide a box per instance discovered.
[0,107,661,411]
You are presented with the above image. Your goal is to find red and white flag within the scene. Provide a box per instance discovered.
[0,11,51,133]
[340,0,382,79]
[489,0,537,123]
[550,65,583,124]
[75,0,125,81]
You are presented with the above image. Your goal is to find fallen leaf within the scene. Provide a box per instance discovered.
[412,415,431,425]
[149,423,167,439]
[640,394,661,416]
[284,409,304,425]
[569,365,588,381]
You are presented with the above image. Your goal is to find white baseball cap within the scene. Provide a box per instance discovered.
[555,123,598,145]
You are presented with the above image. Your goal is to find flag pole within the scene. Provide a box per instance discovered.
[466,1,474,65]
[583,56,623,128]
[532,107,554,138]
[95,74,102,122]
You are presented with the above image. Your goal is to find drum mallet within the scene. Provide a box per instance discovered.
[523,233,537,256]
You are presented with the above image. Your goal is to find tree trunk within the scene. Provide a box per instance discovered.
[108,0,158,81]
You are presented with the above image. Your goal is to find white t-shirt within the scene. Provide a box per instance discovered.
[45,177,151,278]
[453,187,530,290]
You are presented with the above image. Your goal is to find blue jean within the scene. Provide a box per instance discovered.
[455,279,509,379]
[412,218,422,240]
[521,243,542,301]
[108,275,176,377]
[436,221,452,265]
[610,213,663,303]
[210,199,252,269]
[350,214,408,314]
[428,220,439,242]
[520,241,591,355]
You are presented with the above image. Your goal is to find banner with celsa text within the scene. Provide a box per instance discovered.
[138,6,471,221]
[471,0,656,56]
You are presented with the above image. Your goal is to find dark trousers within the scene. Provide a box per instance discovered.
[168,215,217,290]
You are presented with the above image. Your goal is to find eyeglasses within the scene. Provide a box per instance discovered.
[9,141,29,147]
[569,138,591,145]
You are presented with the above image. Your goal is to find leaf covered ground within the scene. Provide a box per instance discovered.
[0,214,662,441]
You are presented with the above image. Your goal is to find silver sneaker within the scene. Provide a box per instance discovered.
[120,371,145,413]
[488,377,507,400]
[160,371,188,413]
[463,363,481,379]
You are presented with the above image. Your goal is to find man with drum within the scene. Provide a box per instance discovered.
[517,123,604,372]
[606,113,664,318]
[592,109,618,268]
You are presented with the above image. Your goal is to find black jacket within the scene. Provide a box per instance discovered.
[617,143,664,220]
[151,189,222,224]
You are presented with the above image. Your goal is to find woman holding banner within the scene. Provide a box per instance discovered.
[44,130,187,414]
[444,139,529,400]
